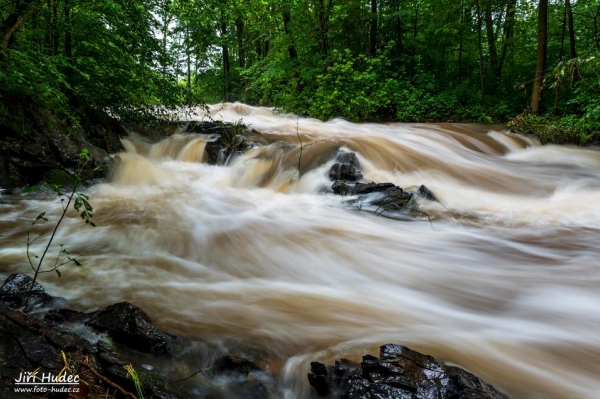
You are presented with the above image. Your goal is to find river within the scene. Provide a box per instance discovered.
[1,103,600,399]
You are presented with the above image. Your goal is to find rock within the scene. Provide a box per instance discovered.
[418,185,438,202]
[185,120,266,165]
[329,152,363,181]
[445,366,507,399]
[0,273,44,295]
[309,344,508,399]
[0,273,65,312]
[215,355,263,375]
[86,302,177,354]
[371,187,414,211]
[332,181,396,196]
[308,361,330,396]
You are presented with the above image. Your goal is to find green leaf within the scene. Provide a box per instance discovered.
[21,185,41,194]
[35,212,48,222]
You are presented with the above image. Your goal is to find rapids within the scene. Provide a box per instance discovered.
[1,103,600,398]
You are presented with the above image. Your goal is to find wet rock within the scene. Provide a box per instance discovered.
[418,185,438,202]
[0,273,44,295]
[329,152,363,181]
[186,120,266,165]
[308,361,330,396]
[445,366,507,399]
[86,302,177,354]
[0,273,65,311]
[371,187,414,211]
[215,355,263,375]
[211,355,274,399]
[309,344,508,399]
[332,181,396,196]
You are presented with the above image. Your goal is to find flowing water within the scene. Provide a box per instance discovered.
[2,103,600,398]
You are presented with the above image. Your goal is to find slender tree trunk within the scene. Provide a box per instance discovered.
[458,0,464,84]
[316,0,330,57]
[566,0,576,58]
[52,0,58,54]
[186,26,191,99]
[235,16,245,68]
[283,5,298,60]
[409,0,419,80]
[220,10,230,101]
[475,0,486,104]
[395,0,402,58]
[554,2,567,108]
[64,0,73,88]
[370,0,377,56]
[531,0,548,113]
[484,0,499,90]
[497,0,516,81]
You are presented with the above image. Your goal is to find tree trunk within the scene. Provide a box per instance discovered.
[566,0,576,59]
[497,0,516,85]
[316,0,330,58]
[531,0,548,113]
[475,0,486,104]
[220,10,230,102]
[409,0,419,80]
[554,1,567,108]
[282,5,298,60]
[484,0,499,89]
[235,16,245,68]
[370,0,377,56]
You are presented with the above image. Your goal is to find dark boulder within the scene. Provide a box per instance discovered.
[418,185,438,202]
[332,181,396,196]
[185,120,266,165]
[0,273,44,295]
[86,302,178,354]
[329,152,363,182]
[0,273,64,312]
[371,187,414,211]
[214,355,263,375]
[308,344,508,399]
[308,362,330,396]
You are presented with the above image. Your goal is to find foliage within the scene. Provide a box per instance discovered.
[508,114,582,145]
[2,0,600,143]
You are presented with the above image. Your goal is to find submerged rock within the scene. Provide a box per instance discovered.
[329,152,363,182]
[308,344,508,399]
[185,120,267,165]
[418,185,438,202]
[86,302,178,354]
[332,181,396,196]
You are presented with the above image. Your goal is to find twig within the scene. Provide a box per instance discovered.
[78,361,138,399]
[167,366,213,385]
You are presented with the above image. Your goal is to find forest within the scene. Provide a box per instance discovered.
[1,0,600,144]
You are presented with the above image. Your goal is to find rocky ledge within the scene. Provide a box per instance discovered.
[0,273,275,399]
[0,273,509,399]
[308,344,508,399]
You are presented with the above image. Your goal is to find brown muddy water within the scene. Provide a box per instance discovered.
[1,103,600,398]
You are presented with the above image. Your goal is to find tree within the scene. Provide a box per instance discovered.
[531,0,548,113]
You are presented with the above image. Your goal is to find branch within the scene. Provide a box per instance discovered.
[1,0,50,53]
